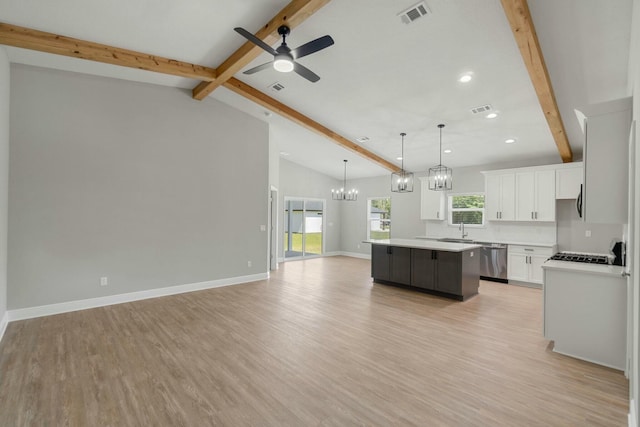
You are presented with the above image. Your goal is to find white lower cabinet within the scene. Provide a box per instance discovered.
[507,245,555,285]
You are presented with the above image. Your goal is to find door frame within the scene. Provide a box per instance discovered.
[270,186,278,271]
[283,196,326,261]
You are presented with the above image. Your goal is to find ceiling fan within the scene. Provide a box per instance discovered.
[234,25,334,82]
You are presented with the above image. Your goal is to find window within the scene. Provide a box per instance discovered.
[448,193,485,226]
[367,197,391,239]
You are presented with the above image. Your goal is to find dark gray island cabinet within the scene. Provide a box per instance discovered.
[367,239,481,301]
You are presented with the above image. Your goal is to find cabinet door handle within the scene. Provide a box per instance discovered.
[437,211,439,219]
[531,212,534,219]
[497,212,499,219]
[535,212,538,220]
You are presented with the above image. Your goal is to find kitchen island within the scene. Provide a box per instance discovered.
[364,239,481,301]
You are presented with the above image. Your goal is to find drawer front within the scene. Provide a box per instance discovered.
[508,245,554,256]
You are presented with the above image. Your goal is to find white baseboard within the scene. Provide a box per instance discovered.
[339,251,371,260]
[0,311,8,343]
[7,273,268,322]
[630,399,637,427]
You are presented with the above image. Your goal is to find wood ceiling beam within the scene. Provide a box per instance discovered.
[0,21,399,172]
[191,0,331,100]
[224,78,400,172]
[0,22,217,81]
[500,0,573,163]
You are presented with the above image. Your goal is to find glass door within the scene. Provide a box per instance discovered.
[284,198,324,259]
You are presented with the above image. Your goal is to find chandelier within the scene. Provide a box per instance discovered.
[391,132,414,193]
[428,124,453,191]
[331,160,358,201]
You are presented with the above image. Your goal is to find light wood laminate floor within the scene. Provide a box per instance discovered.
[0,256,629,426]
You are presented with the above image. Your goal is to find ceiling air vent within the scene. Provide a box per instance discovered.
[269,82,285,92]
[471,104,492,115]
[398,1,431,24]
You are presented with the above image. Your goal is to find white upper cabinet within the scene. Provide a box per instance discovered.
[485,173,515,221]
[484,166,557,223]
[419,177,445,220]
[515,170,555,221]
[555,163,583,199]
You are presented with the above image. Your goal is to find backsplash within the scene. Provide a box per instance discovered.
[555,200,624,253]
[423,219,557,244]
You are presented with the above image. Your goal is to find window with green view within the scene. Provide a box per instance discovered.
[367,198,391,239]
[448,194,485,226]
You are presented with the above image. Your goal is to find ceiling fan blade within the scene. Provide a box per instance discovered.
[293,62,320,82]
[243,61,274,75]
[291,35,334,60]
[234,27,278,56]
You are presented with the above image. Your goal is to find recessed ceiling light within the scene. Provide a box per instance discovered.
[444,149,452,154]
[505,138,516,144]
[459,73,473,83]
[396,156,403,160]
[280,151,290,156]
[356,136,370,143]
[486,113,498,119]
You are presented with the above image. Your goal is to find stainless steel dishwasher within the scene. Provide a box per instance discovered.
[477,242,508,283]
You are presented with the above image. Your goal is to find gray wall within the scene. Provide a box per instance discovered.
[278,159,341,257]
[629,0,640,419]
[8,65,269,309]
[556,200,623,253]
[0,48,8,320]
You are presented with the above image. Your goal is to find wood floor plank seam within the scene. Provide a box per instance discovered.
[0,256,628,426]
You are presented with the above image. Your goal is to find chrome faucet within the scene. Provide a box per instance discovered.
[459,221,468,239]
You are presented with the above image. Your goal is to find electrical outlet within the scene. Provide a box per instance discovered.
[100,277,108,286]
[585,230,592,237]
[247,261,252,267]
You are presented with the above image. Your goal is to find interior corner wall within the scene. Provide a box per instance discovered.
[0,48,9,323]
[8,65,269,310]
[277,159,341,257]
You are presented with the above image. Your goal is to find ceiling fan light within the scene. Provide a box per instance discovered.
[273,55,294,72]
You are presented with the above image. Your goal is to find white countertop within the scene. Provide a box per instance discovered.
[415,236,557,248]
[364,238,482,252]
[542,260,626,278]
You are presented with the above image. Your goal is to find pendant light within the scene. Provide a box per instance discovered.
[391,132,414,193]
[331,160,358,201]
[428,124,453,191]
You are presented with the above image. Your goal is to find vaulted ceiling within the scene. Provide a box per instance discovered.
[0,0,633,179]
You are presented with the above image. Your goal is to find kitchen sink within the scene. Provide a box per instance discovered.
[437,238,475,243]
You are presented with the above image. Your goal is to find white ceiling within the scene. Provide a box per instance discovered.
[0,0,633,179]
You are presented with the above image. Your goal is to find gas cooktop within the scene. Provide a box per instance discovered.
[549,252,611,265]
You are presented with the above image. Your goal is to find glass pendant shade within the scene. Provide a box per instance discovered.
[331,160,358,201]
[428,124,453,191]
[391,132,414,193]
